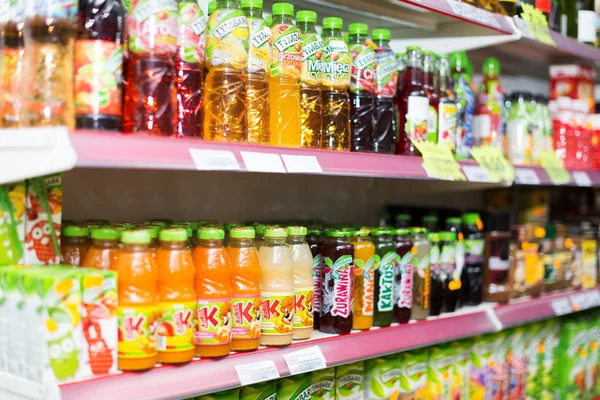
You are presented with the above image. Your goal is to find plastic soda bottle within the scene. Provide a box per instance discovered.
[287,226,314,340]
[203,0,249,142]
[242,0,270,145]
[114,230,159,370]
[1,1,26,127]
[320,17,351,151]
[268,3,302,147]
[226,226,261,351]
[348,23,376,152]
[296,10,323,148]
[351,230,375,330]
[192,227,233,357]
[81,227,120,270]
[399,46,428,156]
[307,228,322,329]
[75,0,124,131]
[451,51,475,159]
[437,55,458,153]
[371,228,395,327]
[473,57,504,149]
[258,227,295,346]
[423,51,440,146]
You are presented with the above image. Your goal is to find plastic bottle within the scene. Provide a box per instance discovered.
[204,0,249,142]
[287,226,314,340]
[423,51,439,146]
[411,227,431,320]
[528,94,544,164]
[75,0,124,131]
[268,3,302,147]
[348,23,376,152]
[461,213,484,306]
[372,29,398,154]
[1,1,25,127]
[393,228,413,324]
[192,227,233,357]
[254,224,267,249]
[114,230,158,370]
[226,226,261,351]
[320,17,351,151]
[156,228,195,363]
[307,228,322,329]
[474,58,504,150]
[60,226,89,266]
[428,232,442,316]
[371,228,395,327]
[440,231,459,313]
[351,230,375,330]
[82,227,120,270]
[399,46,428,156]
[437,55,458,153]
[451,51,475,159]
[259,227,294,346]
[296,10,323,149]
[506,92,532,165]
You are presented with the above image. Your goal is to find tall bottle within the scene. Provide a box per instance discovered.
[372,29,398,154]
[351,230,375,330]
[437,55,457,153]
[296,10,323,148]
[399,46,428,156]
[203,0,249,142]
[307,228,322,329]
[348,22,376,152]
[1,1,25,127]
[451,51,475,159]
[287,226,314,340]
[474,57,504,149]
[269,3,302,147]
[577,0,596,45]
[393,229,413,324]
[320,17,351,151]
[411,228,431,320]
[423,51,439,146]
[371,228,395,327]
[243,0,270,145]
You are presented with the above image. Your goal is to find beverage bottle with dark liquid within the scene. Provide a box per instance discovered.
[398,46,428,156]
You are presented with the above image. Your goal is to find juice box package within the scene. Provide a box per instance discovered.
[240,380,277,400]
[364,355,402,399]
[0,182,26,265]
[489,331,510,400]
[507,327,528,400]
[311,367,336,399]
[549,64,595,112]
[335,361,364,400]
[24,174,63,265]
[594,316,600,398]
[277,373,312,400]
[469,335,494,400]
[540,319,560,400]
[21,268,48,382]
[558,318,588,400]
[524,322,544,400]
[426,345,454,400]
[585,319,600,395]
[0,266,6,372]
[197,388,240,399]
[399,349,427,399]
[451,341,471,400]
[4,266,27,377]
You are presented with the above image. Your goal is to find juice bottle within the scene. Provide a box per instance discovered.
[348,23,376,152]
[371,228,395,327]
[254,224,267,249]
[243,0,270,145]
[437,54,458,153]
[174,0,206,137]
[461,213,484,306]
[75,0,124,131]
[307,228,322,329]
[258,227,294,346]
[372,29,398,154]
[423,51,439,146]
[268,3,302,147]
[411,227,431,320]
[81,227,120,270]
[440,231,459,313]
[396,52,406,98]
[320,17,351,151]
[296,10,323,149]
[351,230,375,330]
[192,227,233,357]
[60,226,89,266]
[393,228,413,324]
[474,57,504,149]
[203,0,249,142]
[428,232,442,316]
[287,226,314,340]
[123,0,177,135]
[320,230,354,335]
[399,46,428,156]
[451,51,475,159]
[156,228,195,363]
[226,226,261,351]
[114,230,159,370]
[1,1,25,127]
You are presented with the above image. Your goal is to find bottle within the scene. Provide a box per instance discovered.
[395,213,411,228]
[296,10,323,149]
[254,224,267,249]
[227,226,261,351]
[423,51,439,147]
[529,94,544,164]
[60,225,89,266]
[540,225,558,292]
[396,52,406,98]
[174,0,206,137]
[203,0,249,142]
[287,226,314,340]
[156,228,195,364]
[474,57,504,150]
[307,228,322,329]
[412,227,431,320]
[422,215,438,233]
[577,0,596,45]
[320,17,351,151]
[115,230,159,370]
[348,23,376,152]
[450,51,475,159]
[506,92,533,165]
[437,55,457,153]
[499,0,517,16]
[243,0,270,145]
[1,1,25,127]
[269,3,302,147]
[371,228,395,327]
[320,230,354,335]
[440,231,459,313]
[482,211,512,303]
[393,229,413,324]
[428,232,443,316]
[461,213,484,306]
[192,227,233,357]
[82,227,120,270]
[75,0,124,131]
[259,227,294,346]
[351,229,375,330]
[399,46,429,156]
[372,29,399,154]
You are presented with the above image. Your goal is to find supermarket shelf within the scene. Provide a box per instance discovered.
[514,166,600,187]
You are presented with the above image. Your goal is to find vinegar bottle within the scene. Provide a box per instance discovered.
[287,226,314,340]
[399,46,428,156]
[1,1,25,127]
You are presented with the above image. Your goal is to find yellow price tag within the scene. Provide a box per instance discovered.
[539,151,571,185]
[470,145,515,182]
[520,4,556,47]
[415,141,466,181]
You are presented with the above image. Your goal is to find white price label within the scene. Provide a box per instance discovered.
[281,154,323,173]
[240,151,286,173]
[189,149,240,171]
[462,165,492,182]
[515,168,541,185]
[570,292,590,311]
[283,346,327,375]
[550,298,572,316]
[235,360,280,386]
[586,289,600,307]
[572,171,592,187]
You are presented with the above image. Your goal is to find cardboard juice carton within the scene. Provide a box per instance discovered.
[21,268,49,382]
[311,367,336,399]
[540,319,560,400]
[335,361,364,400]
[5,266,27,377]
[489,331,510,400]
[470,335,494,400]
[0,182,26,265]
[240,380,277,400]
[196,388,240,399]
[426,345,454,400]
[585,319,600,395]
[524,322,544,400]
[558,318,588,400]
[277,373,312,400]
[364,355,401,399]
[451,341,471,400]
[399,349,427,399]
[508,327,528,400]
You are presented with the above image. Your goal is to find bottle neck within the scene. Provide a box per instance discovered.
[287,235,307,245]
[198,239,223,248]
[374,39,389,49]
[242,7,263,18]
[229,238,255,248]
[322,27,342,38]
[122,243,150,252]
[160,241,187,250]
[297,21,316,34]
[91,239,117,248]
[64,236,88,245]
[265,237,288,246]
[273,14,294,25]
[349,33,367,44]
[218,0,239,9]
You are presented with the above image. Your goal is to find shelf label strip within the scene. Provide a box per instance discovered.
[572,171,592,187]
[189,149,240,171]
[235,360,280,386]
[281,154,323,173]
[283,345,327,375]
[515,168,541,185]
[550,298,572,316]
[240,151,287,173]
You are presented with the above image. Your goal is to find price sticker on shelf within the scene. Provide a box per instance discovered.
[470,146,515,182]
[415,142,466,181]
[235,360,280,386]
[281,154,323,173]
[462,165,492,183]
[539,151,571,185]
[572,171,592,187]
[240,151,287,173]
[570,292,590,311]
[283,346,327,375]
[515,168,541,185]
[586,289,600,307]
[550,298,572,316]
[189,149,241,171]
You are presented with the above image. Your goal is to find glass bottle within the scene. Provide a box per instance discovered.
[437,55,458,153]
[1,1,25,127]
[393,229,413,324]
[461,213,484,306]
[399,46,428,156]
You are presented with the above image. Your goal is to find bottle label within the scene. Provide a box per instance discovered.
[376,252,395,312]
[74,40,123,117]
[248,17,271,73]
[293,287,314,329]
[375,48,399,97]
[455,74,475,158]
[128,0,178,55]
[395,252,414,309]
[260,292,295,335]
[157,301,195,352]
[195,298,232,345]
[231,294,261,340]
[312,254,322,313]
[322,38,350,87]
[118,305,159,358]
[354,255,375,316]
[322,255,354,318]
[405,96,429,144]
[177,1,207,64]
[465,238,484,264]
[206,8,249,69]
[438,101,457,151]
[441,244,456,278]
[270,24,302,79]
[35,0,78,19]
[349,42,376,93]
[427,105,438,143]
[300,32,324,85]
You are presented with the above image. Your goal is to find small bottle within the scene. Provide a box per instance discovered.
[437,55,457,153]
[440,231,459,313]
[82,227,120,270]
[428,232,443,316]
[393,229,413,324]
[307,228,323,329]
[474,57,504,149]
[412,228,431,320]
[351,229,375,330]
[371,228,395,327]
[60,225,90,266]
[423,51,440,146]
[287,226,314,340]
[461,213,484,306]
[399,46,428,156]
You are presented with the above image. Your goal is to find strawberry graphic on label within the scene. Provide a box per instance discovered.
[331,53,338,61]
[315,51,322,59]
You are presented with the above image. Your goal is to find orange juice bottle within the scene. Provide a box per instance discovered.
[287,226,314,340]
[156,228,196,363]
[192,227,233,357]
[115,230,159,370]
[351,230,375,330]
[81,227,120,270]
[226,227,261,351]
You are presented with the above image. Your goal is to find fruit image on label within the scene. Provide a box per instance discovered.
[300,32,324,85]
[354,255,375,316]
[231,295,261,339]
[406,96,429,144]
[375,49,398,98]
[365,356,402,399]
[427,106,438,143]
[118,306,159,358]
[376,252,395,312]
[177,1,207,64]
[260,292,294,335]
[350,42,375,93]
[399,351,427,397]
[321,255,354,318]
[322,38,350,88]
[312,254,322,314]
[158,302,195,352]
[128,0,178,55]
[195,299,232,345]
[438,101,457,151]
[312,368,336,399]
[206,8,249,69]
[248,17,271,73]
[270,24,302,79]
[293,288,314,328]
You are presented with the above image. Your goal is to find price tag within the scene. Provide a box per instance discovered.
[235,360,280,386]
[283,346,327,375]
[189,149,240,171]
[515,168,541,185]
[470,146,515,182]
[586,289,600,307]
[415,141,466,181]
[281,154,323,173]
[572,171,592,187]
[462,165,492,183]
[570,292,590,311]
[446,0,501,29]
[539,151,571,185]
[550,298,572,316]
[517,5,555,46]
[240,151,286,173]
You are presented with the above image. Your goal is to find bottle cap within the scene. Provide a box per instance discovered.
[141,226,159,239]
[450,51,469,69]
[296,10,317,23]
[241,0,263,8]
[371,28,391,41]
[323,16,343,30]
[446,217,462,226]
[371,228,392,237]
[90,227,119,241]
[325,229,348,238]
[159,228,188,242]
[264,227,288,238]
[352,229,370,237]
[255,224,268,235]
[441,231,457,242]
[410,227,429,235]
[428,232,439,242]
[272,2,294,16]
[308,227,322,236]
[422,215,438,223]
[62,225,89,237]
[121,230,152,245]
[395,228,411,236]
[348,23,368,35]
[230,227,256,239]
[287,226,307,236]
[198,227,225,241]
[482,57,500,76]
[406,45,421,52]
[395,213,411,222]
[462,212,482,227]
[265,15,272,26]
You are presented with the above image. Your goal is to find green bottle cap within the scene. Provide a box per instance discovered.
[410,227,429,235]
[272,2,293,16]
[265,15,272,26]
[446,217,462,226]
[308,228,322,236]
[428,232,439,242]
[322,17,343,30]
[371,28,391,41]
[352,230,370,237]
[325,229,348,238]
[348,23,369,36]
[230,227,256,239]
[208,1,218,14]
[264,227,288,238]
[141,226,160,239]
[287,226,307,236]
[159,228,188,242]
[423,215,438,223]
[62,225,89,237]
[462,213,482,227]
[450,51,469,70]
[395,213,411,222]
[241,0,263,8]
[296,10,317,23]
[482,57,500,76]
[371,228,392,237]
[255,224,268,235]
[90,227,119,241]
[395,228,411,236]
[198,227,225,241]
[406,45,421,51]
[121,230,152,245]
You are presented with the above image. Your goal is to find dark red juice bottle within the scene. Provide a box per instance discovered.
[428,232,443,316]
[461,212,484,306]
[307,228,322,329]
[371,228,395,327]
[320,230,354,335]
[399,46,428,156]
[393,228,413,324]
[423,51,439,146]
[440,231,459,313]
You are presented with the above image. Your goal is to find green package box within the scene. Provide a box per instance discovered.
[21,268,48,382]
[451,341,472,400]
[586,319,600,396]
[364,355,402,399]
[335,361,364,400]
[312,367,336,399]
[469,335,494,399]
[0,266,8,372]
[540,319,560,400]
[240,380,277,400]
[197,388,240,399]
[277,373,312,400]
[5,266,26,377]
[524,322,544,399]
[426,345,454,400]
[558,318,589,400]
[490,331,510,398]
[399,349,427,399]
